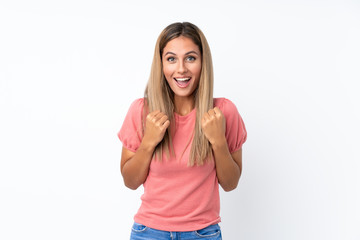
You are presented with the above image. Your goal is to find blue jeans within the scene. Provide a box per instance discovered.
[130,222,222,240]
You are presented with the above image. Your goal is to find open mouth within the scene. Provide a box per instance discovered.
[174,77,191,88]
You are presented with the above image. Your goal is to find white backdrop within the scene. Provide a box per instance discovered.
[1,0,359,239]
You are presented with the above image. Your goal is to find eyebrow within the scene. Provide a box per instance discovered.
[164,51,199,56]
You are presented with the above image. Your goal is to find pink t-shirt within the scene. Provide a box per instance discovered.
[118,98,247,231]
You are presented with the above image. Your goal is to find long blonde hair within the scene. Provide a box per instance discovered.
[144,22,214,166]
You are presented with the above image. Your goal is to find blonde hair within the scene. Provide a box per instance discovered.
[144,22,214,166]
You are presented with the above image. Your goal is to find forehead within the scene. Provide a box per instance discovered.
[163,36,200,55]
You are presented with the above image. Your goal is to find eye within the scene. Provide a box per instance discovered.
[167,57,175,62]
[186,56,196,61]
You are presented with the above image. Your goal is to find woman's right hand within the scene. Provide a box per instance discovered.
[142,110,170,149]
[121,110,169,190]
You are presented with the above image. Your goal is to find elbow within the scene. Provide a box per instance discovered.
[121,168,141,190]
[221,182,238,192]
[123,176,141,190]
[220,174,241,192]
[122,174,142,190]
[124,181,140,190]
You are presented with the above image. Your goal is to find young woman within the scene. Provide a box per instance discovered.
[118,22,247,240]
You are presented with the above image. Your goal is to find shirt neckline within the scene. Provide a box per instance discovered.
[174,108,196,121]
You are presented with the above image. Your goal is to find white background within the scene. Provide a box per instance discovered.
[1,0,359,239]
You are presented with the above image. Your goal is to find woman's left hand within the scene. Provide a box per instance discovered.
[201,107,226,145]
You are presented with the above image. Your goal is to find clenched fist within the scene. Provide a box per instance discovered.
[201,107,226,145]
[143,110,170,148]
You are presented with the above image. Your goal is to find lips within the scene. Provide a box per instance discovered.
[174,77,191,88]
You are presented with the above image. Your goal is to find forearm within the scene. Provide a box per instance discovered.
[121,140,155,190]
[212,137,241,192]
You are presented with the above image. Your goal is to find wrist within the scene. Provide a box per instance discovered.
[210,136,228,151]
[140,137,157,153]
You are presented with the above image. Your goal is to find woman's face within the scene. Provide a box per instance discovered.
[162,36,202,99]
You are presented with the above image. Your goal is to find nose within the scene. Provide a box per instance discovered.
[177,61,188,74]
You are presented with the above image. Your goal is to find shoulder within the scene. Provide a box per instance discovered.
[118,98,145,152]
[129,98,145,109]
[126,98,146,115]
[214,98,247,151]
[123,98,146,122]
[214,98,239,115]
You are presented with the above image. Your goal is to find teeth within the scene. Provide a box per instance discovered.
[175,78,190,81]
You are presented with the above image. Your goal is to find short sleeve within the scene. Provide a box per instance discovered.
[117,98,144,152]
[216,98,247,153]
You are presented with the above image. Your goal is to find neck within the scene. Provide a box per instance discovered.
[174,95,195,116]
